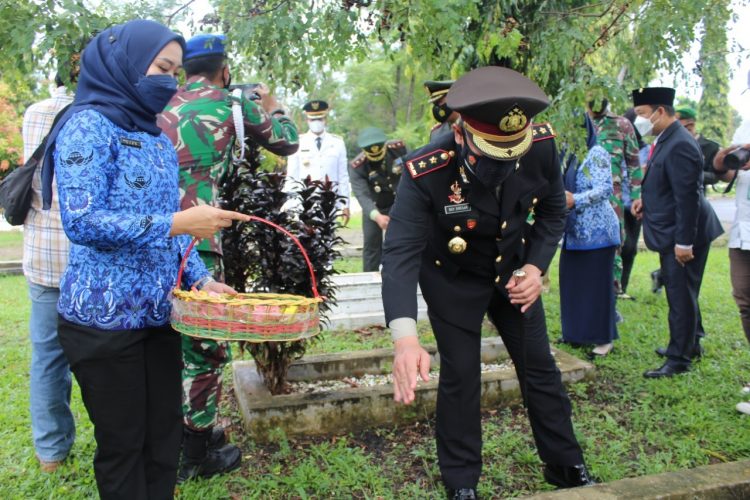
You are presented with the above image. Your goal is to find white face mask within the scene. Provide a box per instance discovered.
[634,110,657,137]
[308,120,325,134]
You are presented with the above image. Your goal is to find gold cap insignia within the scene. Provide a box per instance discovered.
[311,102,320,110]
[499,105,528,133]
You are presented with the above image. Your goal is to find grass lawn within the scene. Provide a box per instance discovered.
[1,249,750,498]
[0,230,23,261]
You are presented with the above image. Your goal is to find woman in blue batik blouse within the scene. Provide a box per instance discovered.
[559,114,621,360]
[42,20,249,499]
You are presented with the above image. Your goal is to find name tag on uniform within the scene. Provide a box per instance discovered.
[444,203,471,214]
[119,137,142,148]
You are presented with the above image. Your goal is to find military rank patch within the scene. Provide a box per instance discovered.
[406,149,454,178]
[350,152,366,169]
[387,140,405,149]
[531,122,556,143]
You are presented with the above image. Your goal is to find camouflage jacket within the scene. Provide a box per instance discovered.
[157,76,299,254]
[593,112,642,201]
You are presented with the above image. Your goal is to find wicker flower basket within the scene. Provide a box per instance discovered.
[171,215,324,342]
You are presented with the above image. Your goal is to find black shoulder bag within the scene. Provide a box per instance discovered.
[0,103,71,225]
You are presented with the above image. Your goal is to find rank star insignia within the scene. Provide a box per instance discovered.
[418,160,427,169]
[429,156,438,164]
[448,181,464,204]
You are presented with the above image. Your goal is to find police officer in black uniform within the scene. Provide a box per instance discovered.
[382,67,594,499]
[425,79,459,141]
[349,127,408,271]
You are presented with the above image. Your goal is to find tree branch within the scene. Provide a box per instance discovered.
[165,0,197,26]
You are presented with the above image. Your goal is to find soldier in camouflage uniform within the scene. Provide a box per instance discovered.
[349,127,408,271]
[157,33,298,481]
[589,99,643,295]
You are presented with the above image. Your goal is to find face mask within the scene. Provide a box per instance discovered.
[135,74,178,114]
[587,98,608,116]
[461,134,516,189]
[634,110,656,137]
[308,120,325,134]
[432,102,453,123]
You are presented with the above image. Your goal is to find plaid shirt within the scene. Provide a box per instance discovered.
[22,86,74,287]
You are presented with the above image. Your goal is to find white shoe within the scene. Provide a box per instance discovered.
[741,383,750,394]
[736,401,750,415]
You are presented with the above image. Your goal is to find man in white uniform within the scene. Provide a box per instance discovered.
[284,100,350,223]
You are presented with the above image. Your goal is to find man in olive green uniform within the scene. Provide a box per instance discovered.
[349,127,407,271]
[158,33,298,481]
[425,80,459,141]
[676,107,721,194]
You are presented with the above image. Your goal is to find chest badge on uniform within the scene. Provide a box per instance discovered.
[459,165,470,184]
[467,219,477,230]
[448,236,467,254]
[448,181,464,204]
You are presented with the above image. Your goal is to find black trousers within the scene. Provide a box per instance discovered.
[430,292,584,489]
[58,318,182,500]
[362,210,386,272]
[621,209,642,294]
[659,244,710,365]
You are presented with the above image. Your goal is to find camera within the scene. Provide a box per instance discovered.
[228,83,261,101]
[724,147,750,170]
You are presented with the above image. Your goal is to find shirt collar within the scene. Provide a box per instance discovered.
[183,75,222,91]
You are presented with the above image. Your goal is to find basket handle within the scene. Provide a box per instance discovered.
[175,215,321,299]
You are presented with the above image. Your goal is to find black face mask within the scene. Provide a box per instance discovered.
[587,98,608,116]
[432,102,453,123]
[461,134,517,189]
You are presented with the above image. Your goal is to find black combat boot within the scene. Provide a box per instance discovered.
[543,463,596,488]
[446,487,478,499]
[177,426,241,483]
[208,426,227,449]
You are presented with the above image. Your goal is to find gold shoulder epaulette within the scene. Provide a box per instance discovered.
[350,152,366,169]
[405,149,454,179]
[532,122,556,143]
[387,139,405,149]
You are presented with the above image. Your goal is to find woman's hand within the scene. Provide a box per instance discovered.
[170,205,251,240]
[565,191,575,209]
[202,281,239,295]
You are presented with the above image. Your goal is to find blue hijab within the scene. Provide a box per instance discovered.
[42,19,185,208]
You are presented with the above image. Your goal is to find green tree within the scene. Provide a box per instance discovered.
[697,0,734,145]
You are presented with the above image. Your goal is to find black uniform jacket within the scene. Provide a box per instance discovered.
[382,124,565,331]
[349,140,408,215]
[641,121,723,253]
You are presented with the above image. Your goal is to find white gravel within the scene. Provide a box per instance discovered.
[289,360,514,395]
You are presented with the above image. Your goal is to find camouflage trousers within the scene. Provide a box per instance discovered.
[610,194,626,295]
[181,251,232,430]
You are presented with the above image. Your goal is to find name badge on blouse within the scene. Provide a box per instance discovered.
[119,137,142,148]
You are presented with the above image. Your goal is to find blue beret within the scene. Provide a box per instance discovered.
[184,34,227,61]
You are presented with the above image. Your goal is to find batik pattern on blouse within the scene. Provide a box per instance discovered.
[563,145,621,251]
[55,109,209,330]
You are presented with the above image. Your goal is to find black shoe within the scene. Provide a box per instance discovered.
[446,488,478,500]
[655,345,703,360]
[178,427,242,483]
[643,362,690,379]
[651,270,663,293]
[543,463,596,488]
